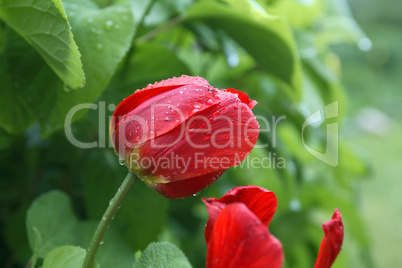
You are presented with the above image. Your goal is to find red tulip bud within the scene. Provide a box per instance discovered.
[110,76,259,198]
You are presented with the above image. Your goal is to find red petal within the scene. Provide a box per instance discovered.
[314,209,344,268]
[206,203,283,268]
[225,88,257,109]
[135,96,259,180]
[113,75,209,122]
[204,186,277,243]
[149,170,226,199]
[111,76,210,150]
[143,75,210,90]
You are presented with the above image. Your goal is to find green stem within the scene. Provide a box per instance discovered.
[82,172,138,268]
[137,16,184,43]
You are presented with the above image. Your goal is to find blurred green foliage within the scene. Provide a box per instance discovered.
[0,0,381,267]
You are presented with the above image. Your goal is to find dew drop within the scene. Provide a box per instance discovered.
[105,20,113,30]
[109,198,115,205]
[192,191,201,197]
[207,99,213,105]
[194,104,201,109]
[119,159,125,165]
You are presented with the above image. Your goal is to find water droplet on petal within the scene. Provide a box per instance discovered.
[119,159,125,165]
[207,99,213,105]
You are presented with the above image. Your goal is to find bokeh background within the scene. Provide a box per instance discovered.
[0,0,401,267]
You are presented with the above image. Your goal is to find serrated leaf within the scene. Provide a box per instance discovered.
[186,0,302,99]
[0,0,85,89]
[42,246,87,268]
[26,191,78,258]
[133,242,192,268]
[40,0,135,135]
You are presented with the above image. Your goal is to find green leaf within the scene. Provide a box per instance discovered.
[272,0,322,28]
[133,242,192,268]
[26,191,78,259]
[0,27,61,134]
[41,0,135,135]
[42,246,87,268]
[186,0,302,98]
[112,42,191,91]
[0,0,85,89]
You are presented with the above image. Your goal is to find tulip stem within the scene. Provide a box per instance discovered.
[82,172,138,268]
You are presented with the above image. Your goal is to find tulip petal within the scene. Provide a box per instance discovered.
[111,76,211,149]
[143,75,210,90]
[225,88,257,109]
[135,96,259,181]
[112,84,222,156]
[313,208,344,268]
[206,203,283,268]
[204,186,277,243]
[112,75,209,124]
[149,170,226,199]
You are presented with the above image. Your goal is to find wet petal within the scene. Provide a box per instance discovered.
[135,98,259,180]
[111,75,211,149]
[225,88,257,109]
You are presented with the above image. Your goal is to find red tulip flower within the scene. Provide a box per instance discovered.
[110,76,259,198]
[203,186,344,268]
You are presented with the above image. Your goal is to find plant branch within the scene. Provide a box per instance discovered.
[137,16,184,43]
